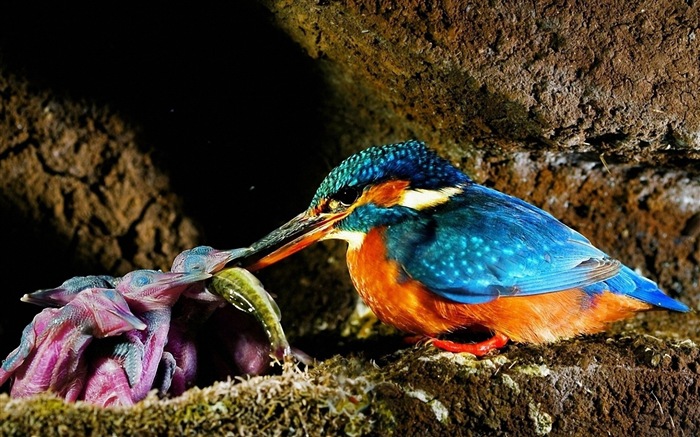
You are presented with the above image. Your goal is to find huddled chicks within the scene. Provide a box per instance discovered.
[0,246,301,407]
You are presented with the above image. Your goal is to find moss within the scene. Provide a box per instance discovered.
[514,364,552,377]
[0,361,376,436]
[528,402,553,436]
[2,335,699,435]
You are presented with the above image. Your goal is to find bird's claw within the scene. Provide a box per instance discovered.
[424,332,510,356]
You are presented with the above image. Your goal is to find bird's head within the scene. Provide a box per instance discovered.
[117,269,212,311]
[241,140,470,270]
[74,288,147,336]
[171,246,252,274]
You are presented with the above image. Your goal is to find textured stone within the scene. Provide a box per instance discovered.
[0,1,698,435]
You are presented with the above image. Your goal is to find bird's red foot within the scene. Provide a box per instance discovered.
[419,332,510,356]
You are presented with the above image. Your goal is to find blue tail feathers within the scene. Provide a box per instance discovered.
[605,265,690,312]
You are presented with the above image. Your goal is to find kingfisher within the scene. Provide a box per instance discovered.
[236,140,690,356]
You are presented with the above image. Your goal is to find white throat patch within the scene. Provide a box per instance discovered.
[321,230,366,250]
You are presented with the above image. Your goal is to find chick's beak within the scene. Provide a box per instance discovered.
[139,271,212,298]
[161,271,213,291]
[238,210,344,271]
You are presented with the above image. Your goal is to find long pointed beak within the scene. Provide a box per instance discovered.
[212,248,253,273]
[21,289,72,307]
[132,271,212,299]
[107,306,148,331]
[157,271,212,288]
[237,210,344,271]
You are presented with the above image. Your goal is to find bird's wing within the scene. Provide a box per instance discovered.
[0,306,60,376]
[0,322,37,377]
[385,184,620,304]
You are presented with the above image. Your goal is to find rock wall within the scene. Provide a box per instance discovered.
[0,1,698,435]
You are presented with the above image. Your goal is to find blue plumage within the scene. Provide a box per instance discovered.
[313,140,689,311]
[590,265,690,312]
[382,184,625,304]
[240,139,689,354]
[311,140,470,207]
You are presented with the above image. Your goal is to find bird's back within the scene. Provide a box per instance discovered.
[345,182,688,342]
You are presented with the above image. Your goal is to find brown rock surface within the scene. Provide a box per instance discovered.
[270,0,700,163]
[0,1,698,435]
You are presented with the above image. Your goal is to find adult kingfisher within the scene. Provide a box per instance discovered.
[237,140,689,355]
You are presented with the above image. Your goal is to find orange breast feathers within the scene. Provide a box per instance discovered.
[345,228,652,344]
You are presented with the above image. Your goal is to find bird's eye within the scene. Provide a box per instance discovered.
[135,275,151,287]
[332,187,361,207]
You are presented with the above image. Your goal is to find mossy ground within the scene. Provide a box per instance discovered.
[2,329,698,436]
[1,1,698,435]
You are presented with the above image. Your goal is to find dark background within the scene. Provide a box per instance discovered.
[0,2,331,360]
[0,2,327,243]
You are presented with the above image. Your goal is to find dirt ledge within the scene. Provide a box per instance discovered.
[1,334,697,436]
